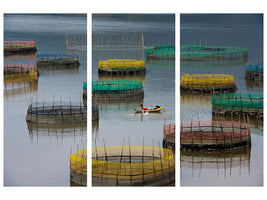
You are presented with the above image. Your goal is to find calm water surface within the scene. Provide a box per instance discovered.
[180,14,263,186]
[92,15,175,153]
[4,14,87,186]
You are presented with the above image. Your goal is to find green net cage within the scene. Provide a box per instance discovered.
[146,45,175,59]
[212,93,263,115]
[180,45,248,60]
[92,80,143,93]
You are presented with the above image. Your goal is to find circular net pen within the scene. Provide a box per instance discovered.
[4,70,38,84]
[163,123,175,149]
[245,64,263,81]
[98,59,146,75]
[83,82,87,105]
[212,93,263,119]
[92,145,175,186]
[181,74,237,94]
[92,80,144,101]
[4,41,37,55]
[180,45,248,61]
[4,64,37,75]
[26,102,87,124]
[145,45,175,60]
[70,149,87,186]
[36,53,80,67]
[180,120,251,151]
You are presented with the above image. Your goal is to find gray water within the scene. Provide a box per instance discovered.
[92,14,175,155]
[4,14,87,186]
[180,14,263,186]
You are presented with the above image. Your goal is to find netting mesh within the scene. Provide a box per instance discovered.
[70,149,87,175]
[181,74,236,88]
[4,70,38,84]
[83,82,87,90]
[180,120,251,150]
[163,123,175,137]
[92,145,175,186]
[92,80,143,93]
[145,45,175,59]
[36,53,79,66]
[246,63,263,72]
[4,64,37,75]
[212,93,263,111]
[37,53,78,60]
[27,102,86,115]
[180,45,248,60]
[98,59,145,71]
[4,41,36,49]
[163,123,175,148]
[26,102,87,124]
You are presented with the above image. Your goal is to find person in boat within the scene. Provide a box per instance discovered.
[140,103,148,111]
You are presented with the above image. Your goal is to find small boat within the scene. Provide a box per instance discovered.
[135,105,164,113]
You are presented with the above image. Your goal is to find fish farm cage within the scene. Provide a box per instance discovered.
[180,45,248,61]
[145,45,175,60]
[4,64,37,75]
[245,64,263,81]
[36,53,80,67]
[4,52,36,60]
[212,93,263,119]
[180,74,237,94]
[92,145,175,186]
[180,120,251,151]
[92,104,99,121]
[93,32,145,61]
[26,101,87,124]
[98,59,146,75]
[4,70,38,84]
[4,41,37,55]
[92,80,144,101]
[163,123,175,148]
[83,82,87,105]
[70,149,87,186]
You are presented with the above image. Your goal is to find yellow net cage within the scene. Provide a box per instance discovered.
[98,59,145,71]
[4,71,38,84]
[92,145,175,186]
[181,73,236,88]
[70,149,87,175]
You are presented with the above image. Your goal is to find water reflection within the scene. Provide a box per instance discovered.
[37,65,80,75]
[181,94,212,120]
[98,73,146,84]
[180,148,251,180]
[245,79,263,90]
[181,57,248,69]
[26,121,87,146]
[4,82,38,99]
